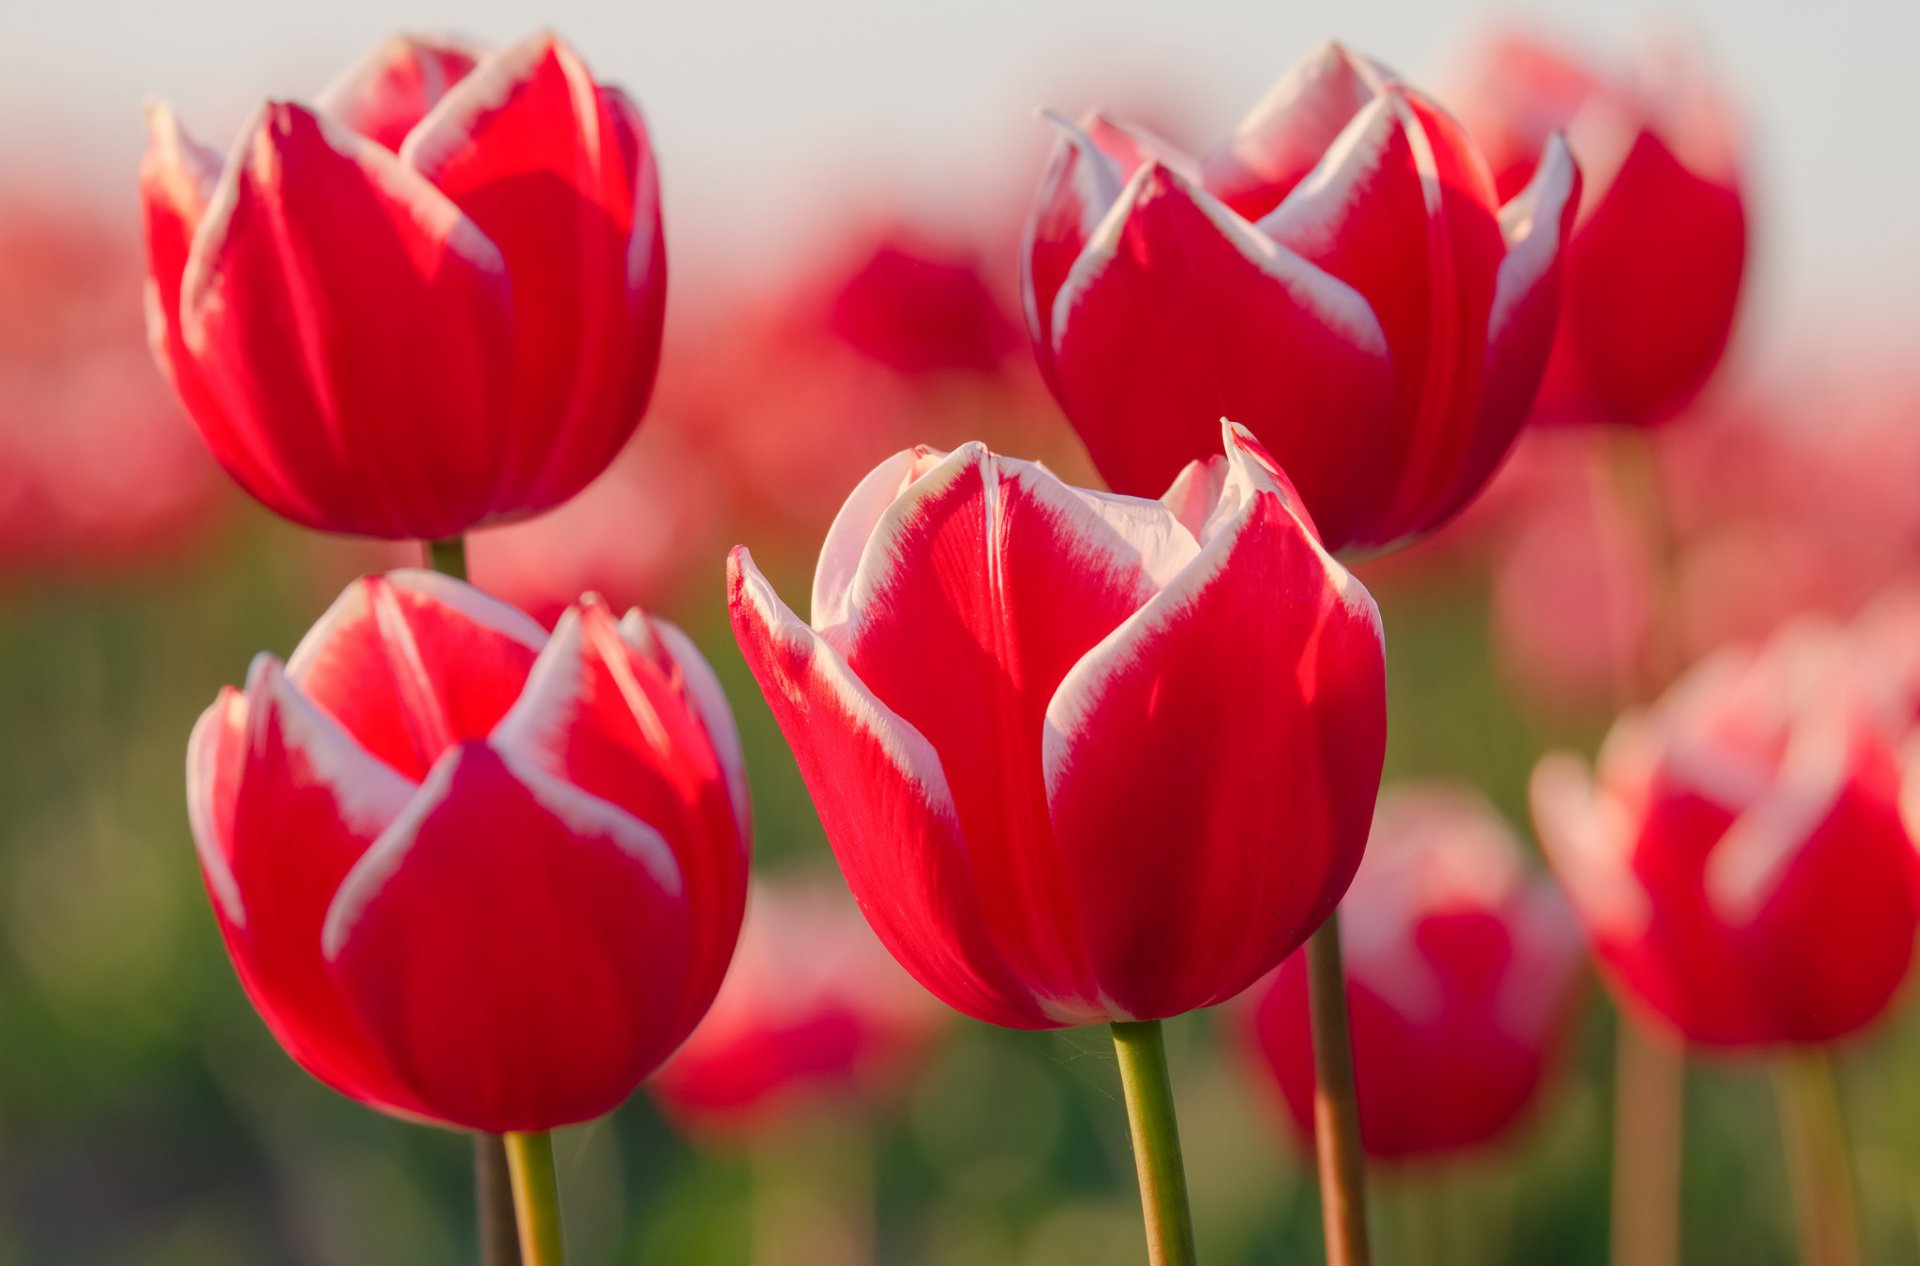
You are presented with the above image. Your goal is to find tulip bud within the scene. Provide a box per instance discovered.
[187,572,749,1131]
[1021,42,1580,554]
[729,421,1386,1028]
[1451,33,1747,427]
[1240,784,1584,1161]
[141,32,666,540]
[1531,622,1918,1048]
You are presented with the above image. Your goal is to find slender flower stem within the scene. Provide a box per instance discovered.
[424,531,518,1266]
[505,1131,569,1266]
[1610,1023,1682,1266]
[1773,1051,1860,1266]
[476,1136,523,1266]
[428,535,470,581]
[1110,1019,1198,1266]
[1306,916,1371,1266]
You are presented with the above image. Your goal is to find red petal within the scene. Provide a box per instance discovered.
[1048,162,1396,549]
[1043,427,1386,1018]
[1021,111,1177,386]
[1260,88,1507,546]
[286,571,546,781]
[191,657,425,1116]
[1200,41,1380,221]
[832,446,1189,1018]
[314,35,483,152]
[490,601,749,1040]
[1435,137,1581,524]
[180,103,515,538]
[401,34,665,516]
[729,548,1053,1029]
[1544,129,1745,425]
[141,104,307,518]
[325,744,694,1132]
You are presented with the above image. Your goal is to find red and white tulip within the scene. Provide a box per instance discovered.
[1532,623,1918,1048]
[729,421,1386,1028]
[1242,784,1584,1161]
[188,571,748,1131]
[1452,33,1747,428]
[141,32,666,540]
[1022,42,1580,553]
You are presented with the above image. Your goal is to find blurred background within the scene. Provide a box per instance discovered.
[1,0,1918,1262]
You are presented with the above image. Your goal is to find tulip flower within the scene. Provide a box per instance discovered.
[187,571,749,1134]
[140,32,666,540]
[731,419,1384,1264]
[1452,33,1747,428]
[1531,623,1917,1048]
[653,878,944,1138]
[1242,784,1584,1161]
[1021,41,1580,554]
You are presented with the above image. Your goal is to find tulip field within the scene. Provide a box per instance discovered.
[1,3,1917,1264]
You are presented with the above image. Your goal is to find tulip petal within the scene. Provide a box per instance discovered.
[402,33,664,514]
[324,743,692,1132]
[1048,161,1396,547]
[832,445,1203,1017]
[190,656,425,1115]
[729,547,1054,1029]
[314,34,482,152]
[180,102,515,538]
[286,571,546,781]
[1550,128,1746,424]
[1022,111,1185,383]
[1043,425,1387,1018]
[623,610,753,839]
[491,601,748,1037]
[1435,136,1580,523]
[1260,88,1506,544]
[141,104,309,519]
[1201,41,1381,221]
[811,445,953,634]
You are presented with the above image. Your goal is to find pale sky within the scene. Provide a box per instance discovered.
[6,0,1914,358]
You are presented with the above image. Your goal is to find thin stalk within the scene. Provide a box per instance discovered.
[476,1135,523,1266]
[1774,1051,1860,1266]
[1307,916,1371,1266]
[428,535,469,581]
[425,531,516,1266]
[505,1131,569,1266]
[1110,1019,1198,1266]
[1610,1023,1682,1266]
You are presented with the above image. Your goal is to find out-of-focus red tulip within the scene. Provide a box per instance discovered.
[187,572,748,1131]
[1453,33,1747,428]
[1021,41,1580,553]
[0,199,226,573]
[816,227,1021,377]
[730,421,1386,1029]
[141,32,666,540]
[1242,784,1583,1161]
[651,878,945,1138]
[1531,623,1918,1048]
[657,216,1077,564]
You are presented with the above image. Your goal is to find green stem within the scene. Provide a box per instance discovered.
[1774,1051,1860,1266]
[1306,916,1371,1266]
[1610,1022,1682,1266]
[505,1131,569,1266]
[428,534,469,581]
[476,1135,522,1266]
[1110,1019,1198,1266]
[431,531,509,1266]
